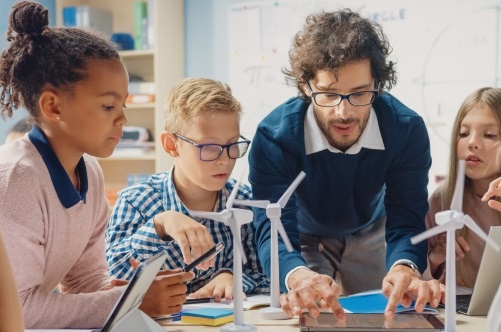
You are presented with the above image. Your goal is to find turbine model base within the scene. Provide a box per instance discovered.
[221,323,257,331]
[112,309,164,332]
[258,306,291,320]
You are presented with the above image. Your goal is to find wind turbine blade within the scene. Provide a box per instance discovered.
[274,218,293,252]
[450,160,465,211]
[463,216,501,252]
[226,177,242,209]
[410,223,452,244]
[228,221,247,264]
[234,199,270,209]
[277,171,306,208]
[232,209,254,225]
[190,210,226,222]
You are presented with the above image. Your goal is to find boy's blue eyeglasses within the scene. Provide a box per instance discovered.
[174,134,251,161]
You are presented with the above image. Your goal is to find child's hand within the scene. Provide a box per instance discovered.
[482,177,501,211]
[188,272,246,302]
[102,278,129,290]
[153,211,215,270]
[140,270,194,317]
[102,258,145,290]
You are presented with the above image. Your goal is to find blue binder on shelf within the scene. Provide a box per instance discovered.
[62,6,76,27]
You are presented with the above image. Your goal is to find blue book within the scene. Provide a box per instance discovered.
[339,290,438,314]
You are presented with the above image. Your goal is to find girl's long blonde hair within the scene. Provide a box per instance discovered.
[442,87,501,285]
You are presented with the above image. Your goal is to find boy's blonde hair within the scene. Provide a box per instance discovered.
[164,77,242,134]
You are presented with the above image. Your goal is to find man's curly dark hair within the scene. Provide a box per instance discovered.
[282,9,397,101]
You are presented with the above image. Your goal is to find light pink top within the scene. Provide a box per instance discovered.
[0,136,123,329]
[425,184,501,287]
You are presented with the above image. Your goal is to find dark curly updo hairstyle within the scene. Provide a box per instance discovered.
[283,9,397,101]
[0,1,120,120]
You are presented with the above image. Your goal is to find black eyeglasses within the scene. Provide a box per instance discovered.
[306,82,378,107]
[174,134,251,161]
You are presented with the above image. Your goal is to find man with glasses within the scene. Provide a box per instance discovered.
[249,9,443,322]
[105,77,269,300]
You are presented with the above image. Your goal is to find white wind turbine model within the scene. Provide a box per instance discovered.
[411,160,500,332]
[190,178,256,332]
[235,171,306,320]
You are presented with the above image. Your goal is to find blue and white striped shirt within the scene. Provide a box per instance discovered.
[105,171,270,294]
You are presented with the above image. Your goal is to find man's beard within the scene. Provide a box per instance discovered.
[314,112,369,152]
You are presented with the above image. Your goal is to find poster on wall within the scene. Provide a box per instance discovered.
[228,0,501,192]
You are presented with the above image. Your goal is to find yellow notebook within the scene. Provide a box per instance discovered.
[181,308,234,326]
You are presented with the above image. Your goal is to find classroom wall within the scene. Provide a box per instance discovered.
[0,0,55,143]
[185,0,229,81]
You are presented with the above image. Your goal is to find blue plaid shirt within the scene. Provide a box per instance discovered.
[105,170,270,294]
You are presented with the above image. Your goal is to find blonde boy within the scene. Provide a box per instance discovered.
[106,78,269,300]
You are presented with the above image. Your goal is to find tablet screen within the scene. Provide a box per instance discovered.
[299,313,444,331]
[101,252,168,332]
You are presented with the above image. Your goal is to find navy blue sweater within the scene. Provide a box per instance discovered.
[248,93,431,292]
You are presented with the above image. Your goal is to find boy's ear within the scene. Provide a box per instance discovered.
[161,131,179,157]
[38,88,61,122]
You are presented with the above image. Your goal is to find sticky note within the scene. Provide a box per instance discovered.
[181,308,234,326]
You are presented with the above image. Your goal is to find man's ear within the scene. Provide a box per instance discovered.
[38,88,61,122]
[302,82,312,97]
[160,131,179,157]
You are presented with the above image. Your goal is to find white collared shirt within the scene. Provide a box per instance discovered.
[304,103,385,155]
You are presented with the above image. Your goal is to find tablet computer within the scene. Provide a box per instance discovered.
[101,251,168,332]
[299,312,444,331]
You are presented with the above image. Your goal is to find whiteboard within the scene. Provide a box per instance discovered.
[228,0,501,193]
